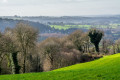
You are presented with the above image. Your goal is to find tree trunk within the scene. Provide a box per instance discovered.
[88,44,90,53]
[0,65,1,74]
[23,49,27,73]
[23,56,26,73]
[95,43,99,53]
[9,53,16,74]
[9,52,20,74]
[113,45,116,54]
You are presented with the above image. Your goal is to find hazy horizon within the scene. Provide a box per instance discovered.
[0,0,120,16]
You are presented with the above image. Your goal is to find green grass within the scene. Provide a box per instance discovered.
[1,53,120,80]
[50,25,92,30]
[50,24,119,30]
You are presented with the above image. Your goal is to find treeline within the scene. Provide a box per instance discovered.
[22,16,120,25]
[0,22,120,75]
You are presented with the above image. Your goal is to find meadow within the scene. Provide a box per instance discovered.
[50,24,119,30]
[0,53,120,80]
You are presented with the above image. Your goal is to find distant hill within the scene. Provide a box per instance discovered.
[1,16,120,41]
[26,16,120,25]
[1,15,120,25]
[0,18,57,41]
[0,18,51,33]
[0,53,120,80]
[0,18,80,34]
[0,18,81,41]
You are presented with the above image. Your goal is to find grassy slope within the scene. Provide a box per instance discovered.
[0,54,120,80]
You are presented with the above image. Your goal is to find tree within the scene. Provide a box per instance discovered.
[0,33,20,74]
[39,37,60,70]
[68,30,84,52]
[0,32,3,73]
[13,22,39,73]
[102,39,112,54]
[115,39,120,53]
[88,28,104,53]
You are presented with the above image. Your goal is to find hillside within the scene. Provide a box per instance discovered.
[0,53,120,80]
[0,18,52,33]
[0,18,79,34]
[1,16,120,41]
[0,18,81,41]
[0,18,73,41]
[3,16,120,25]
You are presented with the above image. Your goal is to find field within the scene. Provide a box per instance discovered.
[0,53,120,80]
[50,24,119,30]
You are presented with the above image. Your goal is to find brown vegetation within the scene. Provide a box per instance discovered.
[0,23,119,75]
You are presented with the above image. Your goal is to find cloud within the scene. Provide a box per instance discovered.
[0,0,120,16]
[2,0,8,3]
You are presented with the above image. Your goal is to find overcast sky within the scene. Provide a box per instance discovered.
[0,0,120,16]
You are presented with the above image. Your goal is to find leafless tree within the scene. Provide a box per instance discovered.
[13,22,39,73]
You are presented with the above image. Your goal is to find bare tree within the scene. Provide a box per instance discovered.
[39,37,60,70]
[115,39,120,53]
[68,30,85,52]
[0,31,20,74]
[13,22,39,73]
[102,39,112,54]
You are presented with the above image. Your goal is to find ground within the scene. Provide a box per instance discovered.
[0,53,120,80]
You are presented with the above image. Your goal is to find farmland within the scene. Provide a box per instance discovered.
[50,24,119,30]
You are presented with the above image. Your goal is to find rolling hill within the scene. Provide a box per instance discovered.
[1,17,120,41]
[0,18,84,41]
[0,53,120,80]
[0,18,52,33]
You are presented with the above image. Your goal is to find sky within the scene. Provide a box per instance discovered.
[0,0,120,16]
